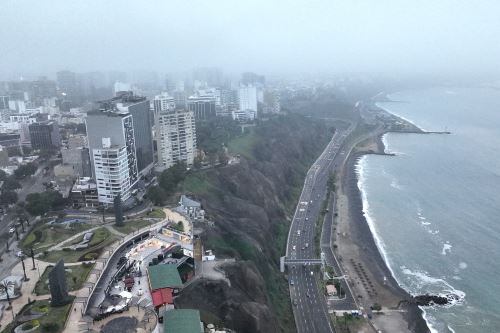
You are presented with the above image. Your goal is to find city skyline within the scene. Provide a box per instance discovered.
[1,0,500,78]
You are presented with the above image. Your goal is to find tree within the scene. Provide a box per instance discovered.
[0,169,7,181]
[25,190,66,216]
[14,162,38,179]
[146,186,167,206]
[0,280,14,309]
[193,156,203,170]
[0,191,18,205]
[159,162,187,194]
[2,177,21,190]
[114,193,124,227]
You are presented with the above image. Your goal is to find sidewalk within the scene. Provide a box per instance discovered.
[0,259,52,328]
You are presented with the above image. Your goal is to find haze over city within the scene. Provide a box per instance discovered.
[1,0,500,77]
[0,1,499,333]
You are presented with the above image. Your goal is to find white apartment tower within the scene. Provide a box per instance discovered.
[92,138,132,204]
[155,109,197,171]
[238,85,258,119]
[153,93,175,116]
[86,111,138,204]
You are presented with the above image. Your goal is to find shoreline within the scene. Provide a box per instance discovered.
[335,122,438,332]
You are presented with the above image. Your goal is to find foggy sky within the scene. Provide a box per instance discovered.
[1,0,499,77]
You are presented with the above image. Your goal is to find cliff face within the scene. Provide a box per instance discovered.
[176,115,333,332]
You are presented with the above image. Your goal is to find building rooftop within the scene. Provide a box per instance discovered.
[98,91,147,109]
[180,195,201,208]
[147,264,182,290]
[163,309,202,333]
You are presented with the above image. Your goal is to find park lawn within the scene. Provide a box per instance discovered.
[113,220,153,235]
[40,227,118,263]
[146,208,166,219]
[34,263,94,295]
[0,298,74,333]
[21,222,92,254]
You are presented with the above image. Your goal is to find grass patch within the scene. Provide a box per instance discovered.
[113,220,153,235]
[39,227,118,263]
[183,171,214,194]
[0,298,74,333]
[34,262,94,295]
[21,222,92,253]
[227,129,257,158]
[146,208,166,219]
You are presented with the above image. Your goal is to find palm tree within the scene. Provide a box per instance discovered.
[0,279,14,309]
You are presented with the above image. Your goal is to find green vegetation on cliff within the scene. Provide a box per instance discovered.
[173,114,334,332]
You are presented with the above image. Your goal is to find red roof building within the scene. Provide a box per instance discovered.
[151,288,174,308]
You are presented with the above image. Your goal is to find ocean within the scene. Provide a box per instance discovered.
[356,86,500,333]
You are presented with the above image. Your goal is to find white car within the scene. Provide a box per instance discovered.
[16,251,24,258]
[292,245,296,251]
[9,227,15,234]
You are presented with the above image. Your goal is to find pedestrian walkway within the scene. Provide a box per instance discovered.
[47,226,100,252]
[0,259,52,328]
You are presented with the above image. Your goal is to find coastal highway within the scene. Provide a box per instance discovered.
[286,123,356,333]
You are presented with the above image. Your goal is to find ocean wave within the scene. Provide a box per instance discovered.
[400,266,466,307]
[421,310,440,333]
[442,242,452,255]
[417,209,432,225]
[381,133,407,155]
[390,178,402,190]
[355,156,399,283]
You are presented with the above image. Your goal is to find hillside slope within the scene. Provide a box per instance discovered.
[176,115,334,332]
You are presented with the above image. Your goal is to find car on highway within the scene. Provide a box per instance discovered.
[292,245,296,250]
[305,243,309,248]
[310,271,314,276]
[289,279,294,285]
[306,292,310,298]
[9,227,15,234]
[297,230,301,235]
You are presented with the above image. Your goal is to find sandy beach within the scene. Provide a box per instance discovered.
[334,132,430,333]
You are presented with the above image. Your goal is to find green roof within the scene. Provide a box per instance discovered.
[164,309,202,333]
[148,264,182,290]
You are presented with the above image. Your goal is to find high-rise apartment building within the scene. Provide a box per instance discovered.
[100,92,154,175]
[86,110,138,204]
[238,85,258,119]
[153,93,176,116]
[155,109,196,171]
[187,96,216,120]
[28,121,61,150]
